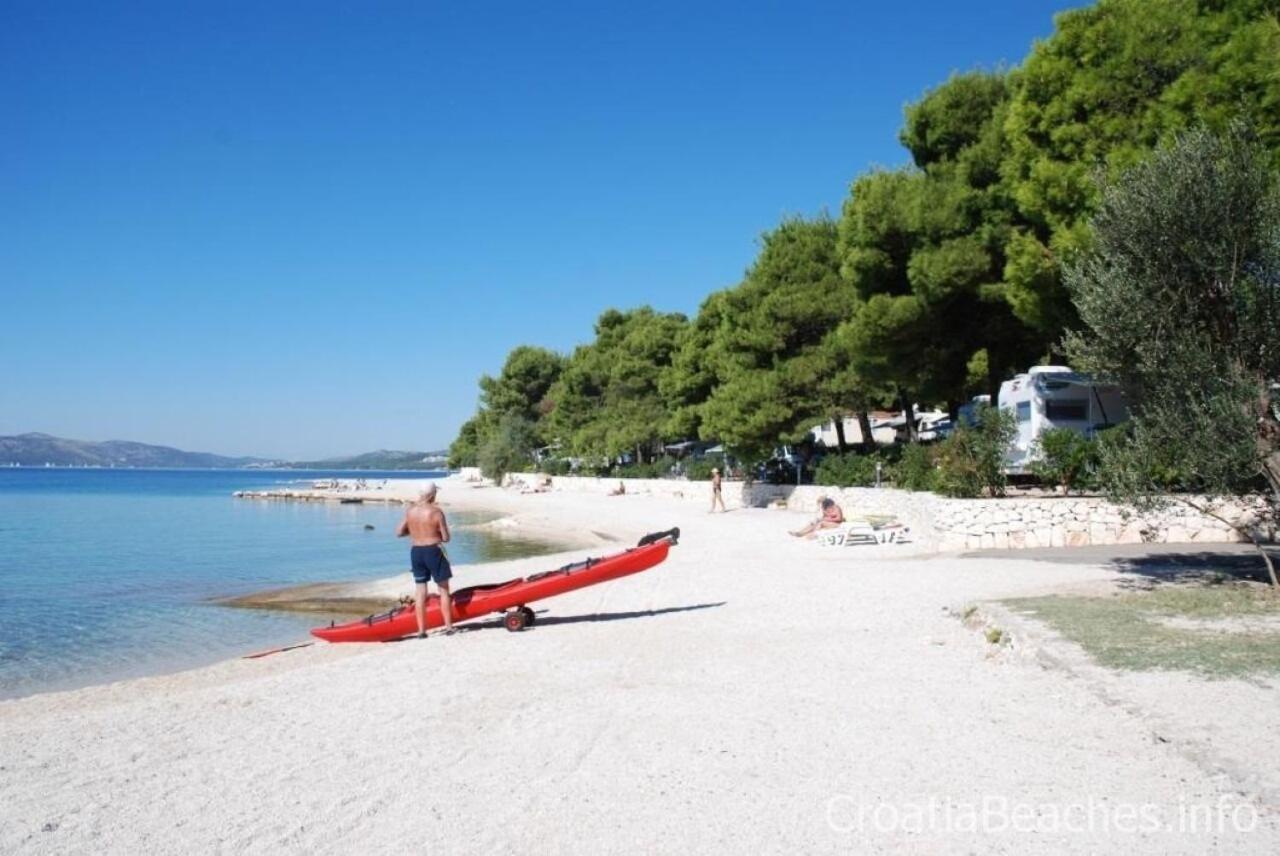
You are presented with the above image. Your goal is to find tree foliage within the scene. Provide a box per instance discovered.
[695,217,866,459]
[1066,124,1280,583]
[478,346,564,430]
[546,307,687,461]
[477,414,538,484]
[447,411,491,469]
[838,71,1042,411]
[447,346,562,468]
[448,1,1280,495]
[1002,0,1280,335]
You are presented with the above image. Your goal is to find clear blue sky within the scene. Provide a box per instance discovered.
[1,0,1074,459]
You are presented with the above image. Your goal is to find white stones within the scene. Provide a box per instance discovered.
[1088,523,1113,543]
[1116,523,1145,544]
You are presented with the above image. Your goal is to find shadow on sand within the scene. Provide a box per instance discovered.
[420,601,728,637]
[1107,545,1278,589]
[964,541,1278,589]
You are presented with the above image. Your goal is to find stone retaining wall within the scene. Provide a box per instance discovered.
[929,496,1270,552]
[505,472,1274,553]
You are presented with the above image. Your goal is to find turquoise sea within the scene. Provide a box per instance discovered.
[0,468,557,700]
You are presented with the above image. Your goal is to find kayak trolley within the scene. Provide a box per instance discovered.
[503,605,537,632]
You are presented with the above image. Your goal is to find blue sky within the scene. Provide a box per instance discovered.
[1,0,1072,459]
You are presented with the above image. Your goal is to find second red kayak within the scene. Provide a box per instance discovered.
[311,527,679,642]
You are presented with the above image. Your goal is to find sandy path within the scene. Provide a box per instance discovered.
[2,485,1277,853]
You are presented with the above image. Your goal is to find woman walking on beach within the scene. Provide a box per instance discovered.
[710,467,726,513]
[396,483,454,637]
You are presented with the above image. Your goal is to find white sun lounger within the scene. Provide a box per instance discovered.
[818,520,912,547]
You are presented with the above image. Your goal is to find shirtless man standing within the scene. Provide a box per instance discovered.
[396,483,453,637]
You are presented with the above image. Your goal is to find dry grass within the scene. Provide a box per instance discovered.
[1004,582,1280,679]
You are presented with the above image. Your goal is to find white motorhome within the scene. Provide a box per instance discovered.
[998,365,1128,474]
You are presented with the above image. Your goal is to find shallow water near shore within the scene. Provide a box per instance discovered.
[0,468,563,700]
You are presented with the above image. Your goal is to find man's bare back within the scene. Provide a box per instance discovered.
[397,485,454,636]
[398,499,450,546]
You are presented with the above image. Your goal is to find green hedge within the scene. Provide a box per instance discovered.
[1030,428,1099,493]
[814,452,889,487]
[893,443,939,492]
[933,405,1017,498]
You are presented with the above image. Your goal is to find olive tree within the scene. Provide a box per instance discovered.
[1066,124,1280,585]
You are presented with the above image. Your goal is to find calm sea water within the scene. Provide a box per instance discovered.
[0,468,558,700]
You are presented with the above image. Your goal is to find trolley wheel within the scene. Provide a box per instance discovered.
[503,610,528,633]
[519,606,536,627]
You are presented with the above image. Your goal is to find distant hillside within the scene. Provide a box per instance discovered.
[0,433,264,469]
[282,449,448,471]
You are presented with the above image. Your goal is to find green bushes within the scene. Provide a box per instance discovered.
[683,458,722,480]
[814,452,888,487]
[612,456,677,479]
[1031,428,1099,493]
[893,443,939,492]
[813,446,943,491]
[477,415,537,484]
[933,405,1017,498]
[536,457,573,476]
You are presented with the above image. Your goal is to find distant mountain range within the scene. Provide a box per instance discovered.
[279,450,448,470]
[0,433,264,469]
[0,433,448,471]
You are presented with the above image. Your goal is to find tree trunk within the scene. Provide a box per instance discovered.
[900,395,918,443]
[833,416,848,453]
[1263,454,1280,508]
[858,410,876,454]
[1180,497,1278,589]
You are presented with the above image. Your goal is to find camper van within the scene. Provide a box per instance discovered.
[998,366,1128,474]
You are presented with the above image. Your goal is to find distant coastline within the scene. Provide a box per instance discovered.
[0,432,446,470]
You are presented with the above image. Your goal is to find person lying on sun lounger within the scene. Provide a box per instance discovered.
[790,497,844,538]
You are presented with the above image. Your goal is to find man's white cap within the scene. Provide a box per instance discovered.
[420,481,439,498]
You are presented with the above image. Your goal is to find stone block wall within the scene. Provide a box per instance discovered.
[929,496,1268,552]
[506,472,1274,553]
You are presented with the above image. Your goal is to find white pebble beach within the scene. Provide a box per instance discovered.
[2,476,1277,854]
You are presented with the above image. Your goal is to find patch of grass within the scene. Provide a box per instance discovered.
[985,627,1006,645]
[1004,583,1280,679]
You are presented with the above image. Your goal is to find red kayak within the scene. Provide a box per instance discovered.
[311,527,679,642]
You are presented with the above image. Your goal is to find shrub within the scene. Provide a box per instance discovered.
[1031,428,1099,492]
[536,457,572,476]
[892,443,938,492]
[814,452,888,488]
[683,458,722,480]
[934,404,1017,498]
[612,456,678,479]
[477,415,537,483]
